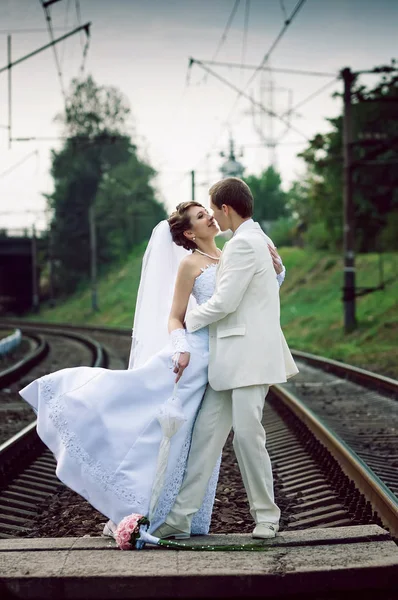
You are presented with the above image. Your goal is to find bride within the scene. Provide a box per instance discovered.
[20,201,285,536]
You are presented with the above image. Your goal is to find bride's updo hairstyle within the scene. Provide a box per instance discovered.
[168,201,204,251]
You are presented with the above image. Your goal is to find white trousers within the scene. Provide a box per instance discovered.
[167,383,280,532]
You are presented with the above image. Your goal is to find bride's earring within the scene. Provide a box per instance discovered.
[192,236,196,241]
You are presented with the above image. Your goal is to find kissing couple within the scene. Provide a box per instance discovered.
[20,177,298,541]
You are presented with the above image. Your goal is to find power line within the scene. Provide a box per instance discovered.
[0,210,45,216]
[274,76,340,146]
[237,0,307,100]
[188,0,308,170]
[78,26,91,77]
[240,0,250,82]
[193,59,337,78]
[0,23,91,75]
[75,0,85,50]
[40,0,68,106]
[0,27,71,34]
[192,59,309,140]
[217,0,307,138]
[0,151,38,179]
[201,0,241,85]
[60,0,72,68]
[73,0,90,76]
[279,0,288,22]
[281,76,340,118]
[211,0,241,62]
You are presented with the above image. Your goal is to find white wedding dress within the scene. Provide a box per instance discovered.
[19,263,219,534]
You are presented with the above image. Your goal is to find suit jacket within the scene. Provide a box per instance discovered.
[185,221,299,391]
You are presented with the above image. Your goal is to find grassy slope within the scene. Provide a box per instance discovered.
[30,245,398,378]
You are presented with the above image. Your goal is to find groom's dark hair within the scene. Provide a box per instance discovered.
[209,178,253,218]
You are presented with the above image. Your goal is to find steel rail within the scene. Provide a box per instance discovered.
[0,333,49,388]
[1,325,106,373]
[1,320,396,393]
[291,349,397,397]
[0,329,108,534]
[272,384,398,537]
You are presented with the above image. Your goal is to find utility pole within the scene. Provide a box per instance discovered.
[31,225,39,312]
[342,67,356,333]
[191,170,195,201]
[89,203,98,312]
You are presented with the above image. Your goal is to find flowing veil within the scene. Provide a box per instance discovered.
[128,220,196,370]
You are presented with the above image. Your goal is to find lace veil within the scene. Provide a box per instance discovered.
[128,220,196,370]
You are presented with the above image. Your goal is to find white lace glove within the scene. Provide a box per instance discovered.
[277,264,286,287]
[170,328,190,368]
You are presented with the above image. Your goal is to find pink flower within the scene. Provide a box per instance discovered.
[115,514,149,551]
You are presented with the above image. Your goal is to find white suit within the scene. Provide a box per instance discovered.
[187,221,298,390]
[166,219,298,531]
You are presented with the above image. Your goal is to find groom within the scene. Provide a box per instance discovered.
[155,177,298,540]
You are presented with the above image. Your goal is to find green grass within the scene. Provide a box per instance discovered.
[27,243,398,378]
[279,248,397,378]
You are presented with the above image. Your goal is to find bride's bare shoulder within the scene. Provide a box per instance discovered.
[178,254,200,278]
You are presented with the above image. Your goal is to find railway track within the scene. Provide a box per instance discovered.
[0,324,109,538]
[0,321,396,541]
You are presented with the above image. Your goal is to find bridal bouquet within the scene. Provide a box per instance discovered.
[115,514,271,552]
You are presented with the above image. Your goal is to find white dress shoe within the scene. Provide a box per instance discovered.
[252,522,279,539]
[102,520,117,539]
[152,523,190,540]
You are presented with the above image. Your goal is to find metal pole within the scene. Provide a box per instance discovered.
[191,170,195,201]
[7,34,11,149]
[89,203,98,311]
[31,225,39,312]
[342,67,356,332]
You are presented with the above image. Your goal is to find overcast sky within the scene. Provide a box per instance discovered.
[0,0,397,231]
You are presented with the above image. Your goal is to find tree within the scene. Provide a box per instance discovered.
[95,157,167,263]
[244,166,288,227]
[48,132,133,292]
[47,75,161,294]
[55,75,131,138]
[293,65,398,251]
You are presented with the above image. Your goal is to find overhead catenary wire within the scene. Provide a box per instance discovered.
[193,59,337,78]
[0,27,71,35]
[233,0,307,105]
[40,0,68,107]
[281,76,340,118]
[279,0,288,22]
[0,151,38,179]
[240,0,250,82]
[276,76,340,144]
[60,0,72,68]
[74,0,90,76]
[188,0,308,173]
[193,59,309,140]
[75,0,85,49]
[201,0,241,85]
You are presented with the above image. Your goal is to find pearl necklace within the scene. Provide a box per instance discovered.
[195,248,221,261]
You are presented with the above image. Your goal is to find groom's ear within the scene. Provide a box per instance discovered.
[221,204,229,216]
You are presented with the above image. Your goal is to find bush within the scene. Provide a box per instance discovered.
[303,221,333,250]
[377,211,398,251]
[268,217,296,247]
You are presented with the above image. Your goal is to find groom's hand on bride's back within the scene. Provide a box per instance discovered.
[268,244,283,275]
[173,352,191,383]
